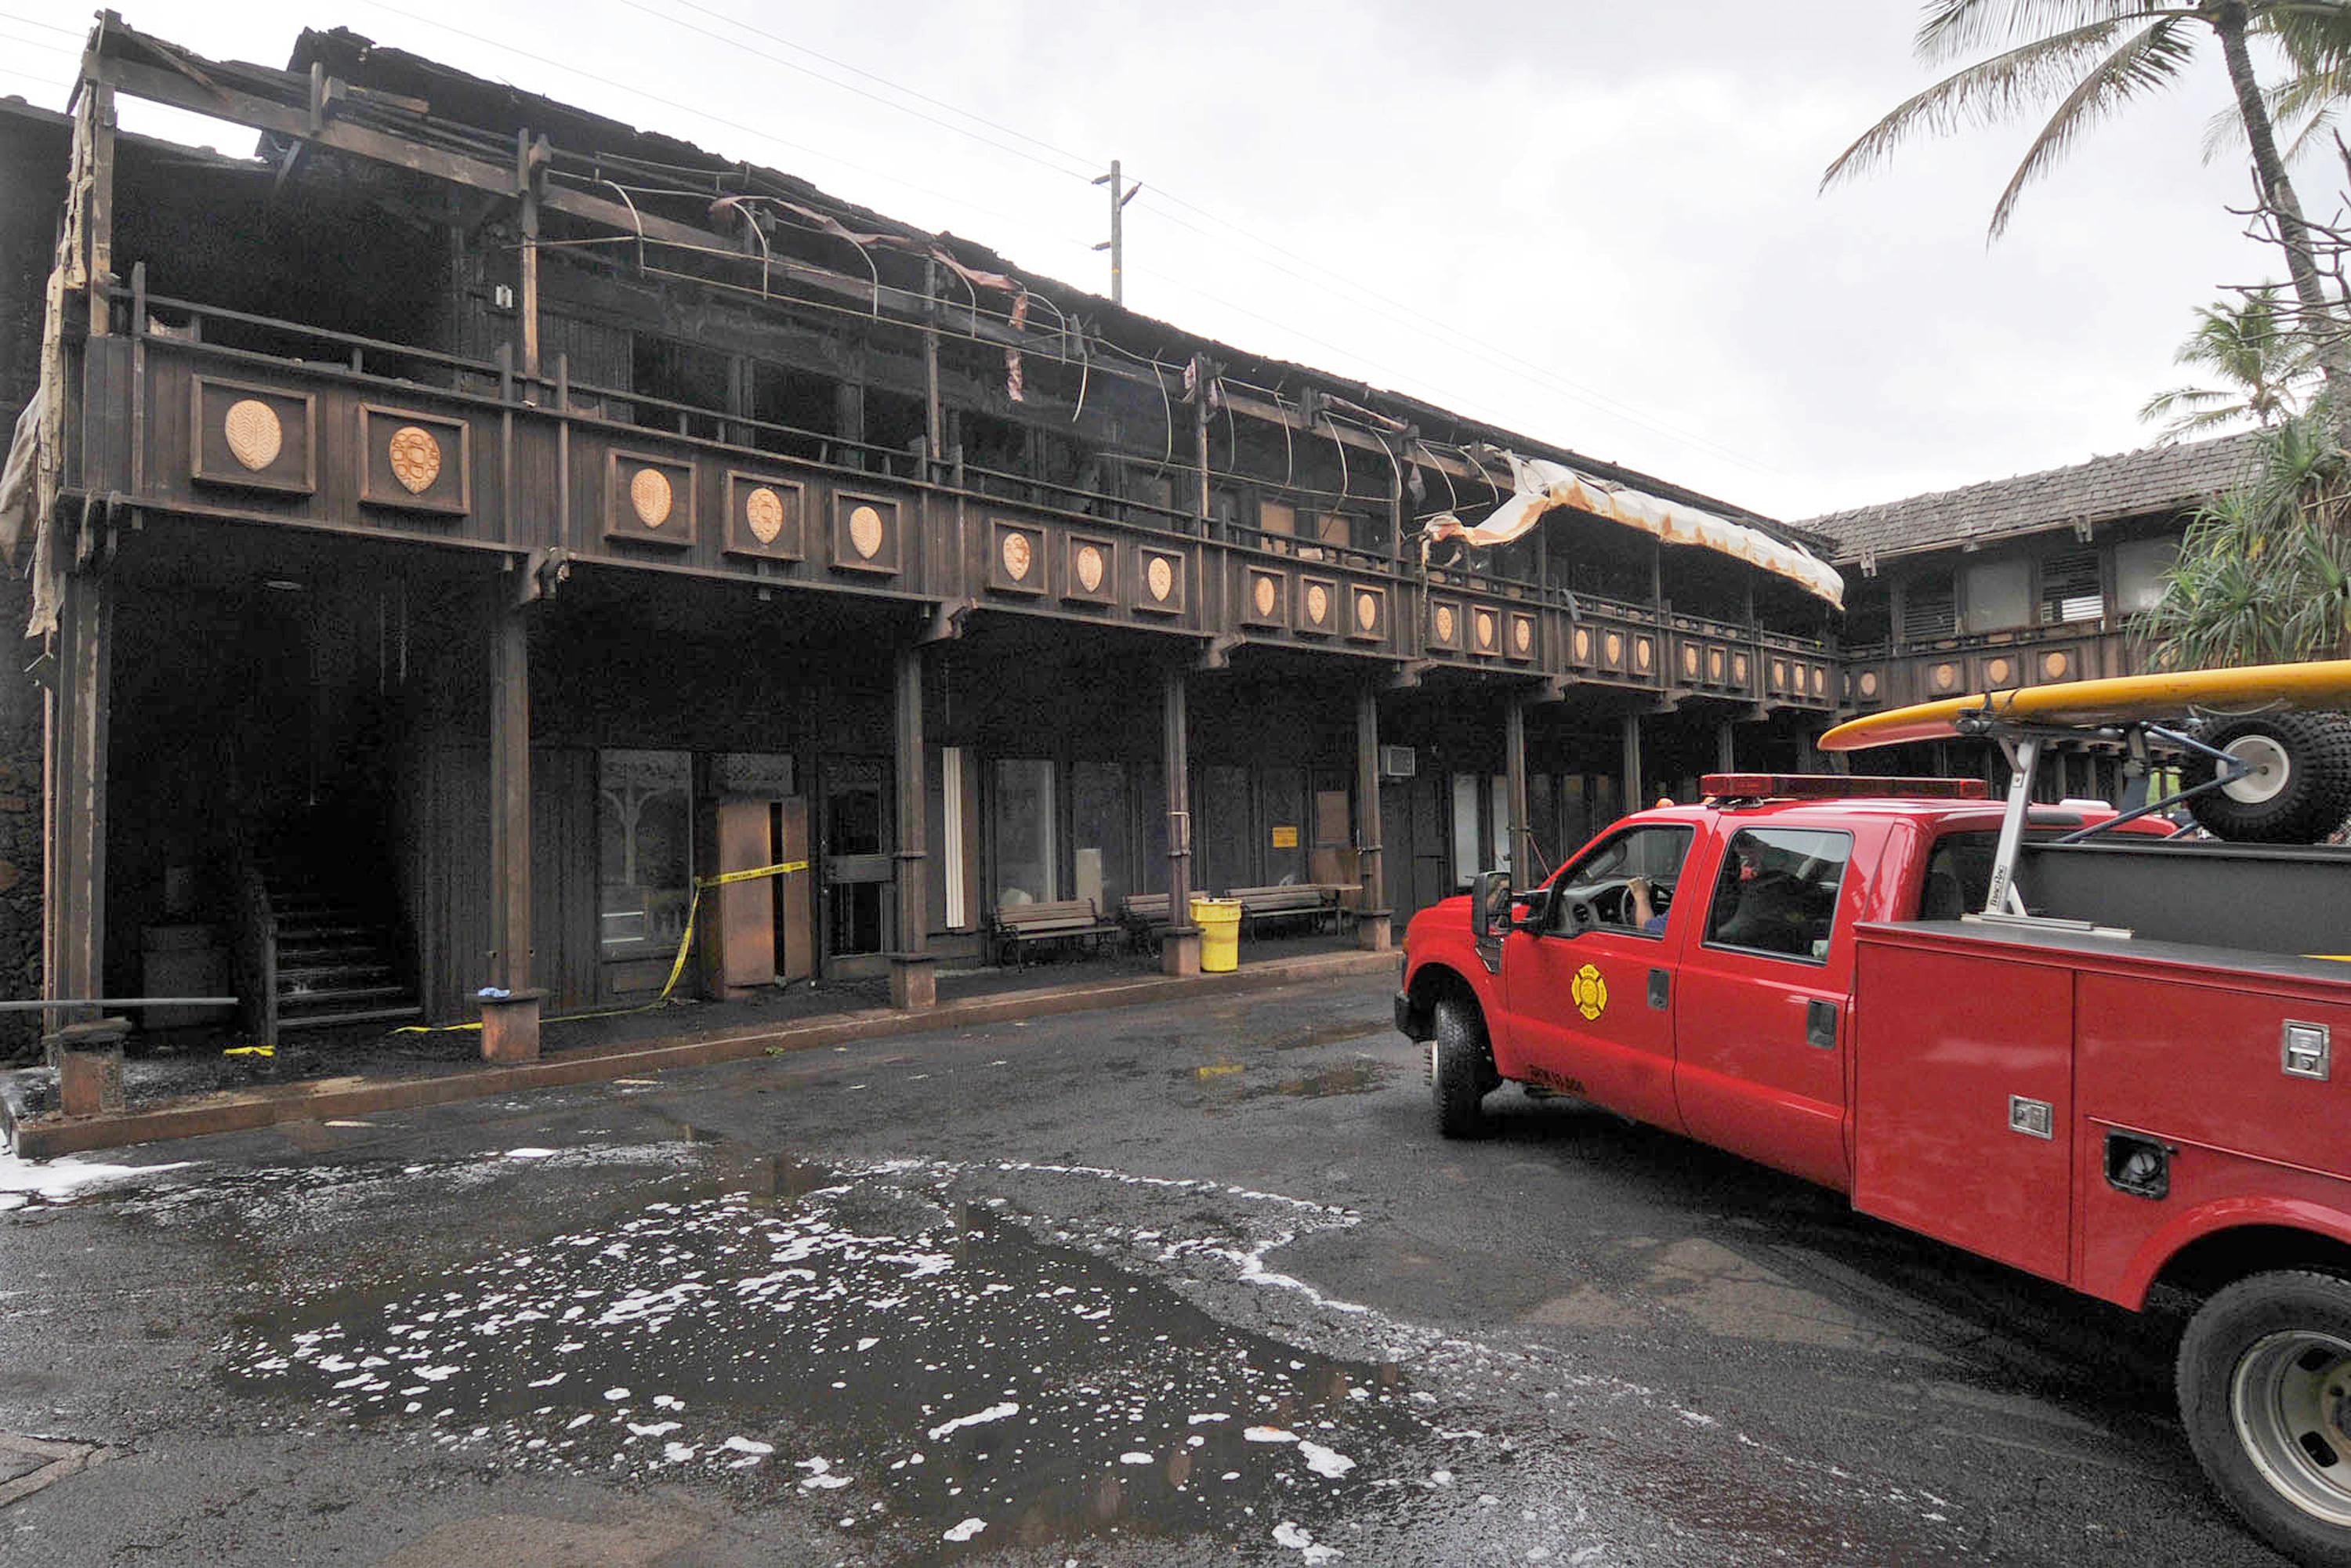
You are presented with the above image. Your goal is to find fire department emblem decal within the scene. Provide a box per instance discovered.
[1570,963,1608,1021]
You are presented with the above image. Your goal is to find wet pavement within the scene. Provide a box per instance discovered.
[0,976,2291,1565]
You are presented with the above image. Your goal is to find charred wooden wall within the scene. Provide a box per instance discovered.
[0,110,67,1056]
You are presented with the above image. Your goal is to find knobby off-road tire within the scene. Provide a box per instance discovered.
[1430,994,1499,1139]
[2184,712,2351,845]
[2177,1269,2351,1566]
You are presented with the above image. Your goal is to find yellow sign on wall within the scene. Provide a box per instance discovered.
[1270,825,1299,849]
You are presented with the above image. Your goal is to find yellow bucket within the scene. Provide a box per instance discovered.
[1190,896,1241,972]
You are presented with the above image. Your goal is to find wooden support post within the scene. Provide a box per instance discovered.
[86,82,117,336]
[1505,691,1531,888]
[922,261,943,471]
[1162,665,1200,976]
[1621,712,1644,818]
[483,578,541,1062]
[43,566,112,1059]
[515,129,542,385]
[889,642,935,1010]
[1192,355,1214,530]
[1354,681,1390,952]
[1717,718,1737,774]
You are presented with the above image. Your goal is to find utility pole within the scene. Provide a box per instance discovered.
[1092,159,1141,306]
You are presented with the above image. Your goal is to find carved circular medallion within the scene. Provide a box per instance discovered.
[1604,632,1624,664]
[629,467,674,528]
[1435,605,1457,643]
[2043,650,2069,679]
[1253,576,1277,617]
[1933,662,1958,692]
[1002,530,1034,581]
[1574,628,1592,661]
[387,425,441,494]
[1475,610,1497,650]
[745,486,786,545]
[1636,639,1654,671]
[1355,591,1378,633]
[1810,665,1826,694]
[1076,544,1107,593]
[1986,657,2012,685]
[1733,654,1750,682]
[1515,618,1534,655]
[849,503,886,559]
[1147,556,1175,601]
[223,398,282,472]
[1772,659,1788,686]
[1708,650,1725,680]
[1682,644,1698,675]
[1860,671,1880,697]
[1305,583,1330,624]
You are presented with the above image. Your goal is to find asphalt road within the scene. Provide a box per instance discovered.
[0,973,2289,1566]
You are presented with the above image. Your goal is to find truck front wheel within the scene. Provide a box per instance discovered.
[2179,1270,2351,1566]
[1430,994,1499,1139]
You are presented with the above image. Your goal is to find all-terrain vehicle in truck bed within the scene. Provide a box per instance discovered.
[1395,661,2351,1564]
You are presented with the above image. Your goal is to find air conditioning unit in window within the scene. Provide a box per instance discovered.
[1379,745,1417,780]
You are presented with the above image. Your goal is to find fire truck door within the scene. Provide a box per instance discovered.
[1502,822,1692,1132]
[1672,825,1860,1191]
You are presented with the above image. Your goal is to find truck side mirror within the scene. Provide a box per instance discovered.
[1471,869,1512,942]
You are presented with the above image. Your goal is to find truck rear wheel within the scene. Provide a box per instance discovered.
[2183,712,2351,845]
[2178,1270,2351,1566]
[1429,994,1498,1140]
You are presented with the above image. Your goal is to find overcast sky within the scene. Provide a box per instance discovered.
[0,2,2310,522]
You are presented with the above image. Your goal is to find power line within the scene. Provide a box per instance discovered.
[642,0,1097,179]
[356,2,1107,269]
[0,9,83,37]
[0,31,78,58]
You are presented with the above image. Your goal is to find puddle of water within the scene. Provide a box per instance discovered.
[219,1158,1440,1559]
[1234,1060,1393,1102]
[1264,1021,1388,1053]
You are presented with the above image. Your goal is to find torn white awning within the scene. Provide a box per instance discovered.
[1424,453,1845,610]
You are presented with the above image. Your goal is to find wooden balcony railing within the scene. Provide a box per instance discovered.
[1840,621,2142,713]
[70,285,1838,710]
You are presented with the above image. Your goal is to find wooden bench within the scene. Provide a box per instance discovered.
[1228,884,1343,938]
[991,897,1121,966]
[1118,892,1174,949]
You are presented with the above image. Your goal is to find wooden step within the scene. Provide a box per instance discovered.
[277,1003,424,1032]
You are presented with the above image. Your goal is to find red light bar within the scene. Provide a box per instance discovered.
[1701,773,1989,802]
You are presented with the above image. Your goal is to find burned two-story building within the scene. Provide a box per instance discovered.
[1,18,1847,1071]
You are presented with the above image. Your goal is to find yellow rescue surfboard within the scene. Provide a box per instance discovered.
[1820,660,2351,752]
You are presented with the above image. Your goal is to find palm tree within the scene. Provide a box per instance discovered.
[1824,2,2351,402]
[2138,409,2351,664]
[2140,288,2317,436]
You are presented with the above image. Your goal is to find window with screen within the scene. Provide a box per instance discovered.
[2038,549,2103,624]
[1702,827,1853,963]
[1901,573,1958,641]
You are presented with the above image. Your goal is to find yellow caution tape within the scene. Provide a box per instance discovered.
[391,860,812,1037]
[223,1043,274,1058]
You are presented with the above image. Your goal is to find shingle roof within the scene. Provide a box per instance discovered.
[1799,429,2265,565]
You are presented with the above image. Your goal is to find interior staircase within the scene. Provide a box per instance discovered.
[261,860,421,1034]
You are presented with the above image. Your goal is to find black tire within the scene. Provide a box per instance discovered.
[2177,1269,2351,1566]
[2183,712,2351,845]
[1430,994,1498,1139]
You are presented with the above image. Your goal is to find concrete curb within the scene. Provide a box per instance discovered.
[4,949,1396,1159]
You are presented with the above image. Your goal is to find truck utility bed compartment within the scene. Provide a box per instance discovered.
[1851,919,2351,1302]
[2020,838,2351,958]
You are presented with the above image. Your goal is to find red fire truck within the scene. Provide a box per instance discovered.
[1396,744,2351,1563]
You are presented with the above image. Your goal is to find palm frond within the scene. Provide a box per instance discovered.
[1989,18,2197,234]
[1916,1,2187,61]
[1824,17,2177,190]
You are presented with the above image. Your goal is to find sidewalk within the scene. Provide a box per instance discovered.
[1,939,1396,1159]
